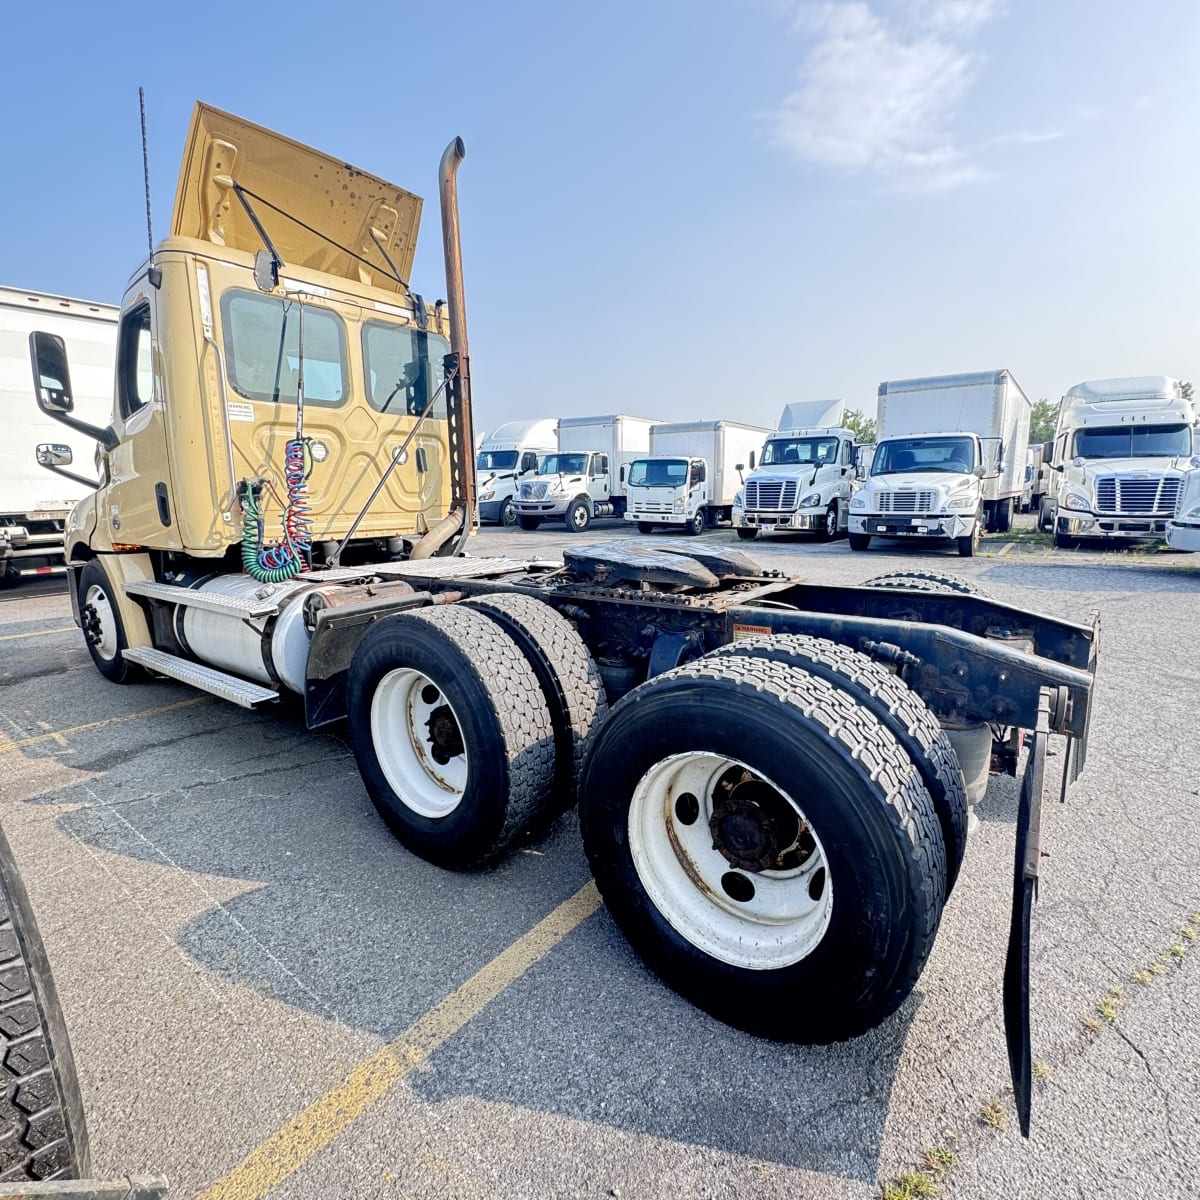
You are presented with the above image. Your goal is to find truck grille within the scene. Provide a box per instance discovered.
[877,490,937,514]
[745,480,798,511]
[519,481,548,500]
[1094,475,1180,515]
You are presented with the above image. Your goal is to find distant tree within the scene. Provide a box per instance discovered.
[1181,380,1193,400]
[843,408,876,443]
[1030,399,1058,444]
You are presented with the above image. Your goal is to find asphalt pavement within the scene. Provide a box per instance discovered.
[1,521,1197,1200]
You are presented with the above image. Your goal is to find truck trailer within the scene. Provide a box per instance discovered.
[30,102,1100,1140]
[850,370,1032,556]
[625,419,768,534]
[1,286,117,586]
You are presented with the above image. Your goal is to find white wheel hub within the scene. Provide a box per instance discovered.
[370,667,468,818]
[628,752,833,970]
[84,584,119,661]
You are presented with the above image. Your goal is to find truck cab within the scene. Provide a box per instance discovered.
[732,402,855,542]
[1042,377,1198,548]
[849,432,989,557]
[625,456,708,534]
[1166,464,1200,551]
[475,418,557,526]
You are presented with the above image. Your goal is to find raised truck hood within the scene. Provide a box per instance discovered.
[171,103,422,293]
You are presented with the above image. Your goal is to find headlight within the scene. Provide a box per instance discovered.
[799,492,821,507]
[480,489,495,501]
[1062,491,1090,512]
[734,489,744,508]
[1185,506,1200,521]
[673,498,684,511]
[948,495,975,510]
[850,494,867,510]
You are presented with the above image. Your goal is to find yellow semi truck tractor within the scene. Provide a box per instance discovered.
[33,102,1102,1136]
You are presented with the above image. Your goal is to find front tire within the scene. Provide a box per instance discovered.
[1054,529,1079,549]
[636,522,655,535]
[0,825,90,1181]
[848,532,871,552]
[565,499,592,533]
[500,499,517,527]
[517,516,541,531]
[0,560,20,590]
[580,656,945,1042]
[735,527,758,541]
[685,510,706,536]
[817,502,838,542]
[957,521,981,557]
[347,605,556,868]
[78,559,143,683]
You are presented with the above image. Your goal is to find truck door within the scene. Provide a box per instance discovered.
[838,439,854,497]
[101,283,177,546]
[689,459,707,511]
[590,453,610,501]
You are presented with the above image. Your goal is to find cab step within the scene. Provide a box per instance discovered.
[121,647,279,708]
[124,579,282,618]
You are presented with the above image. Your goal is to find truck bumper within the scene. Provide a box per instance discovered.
[627,511,688,526]
[1166,521,1200,552]
[848,513,975,540]
[1057,514,1169,540]
[734,510,819,532]
[512,500,569,519]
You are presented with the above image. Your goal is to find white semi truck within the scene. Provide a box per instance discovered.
[512,413,656,532]
[732,400,857,541]
[1041,377,1198,549]
[1166,466,1200,551]
[849,370,1032,557]
[624,419,768,535]
[1,286,117,585]
[475,418,558,525]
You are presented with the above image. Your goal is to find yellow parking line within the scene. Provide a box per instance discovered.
[997,542,1016,556]
[0,698,209,754]
[0,626,77,642]
[197,881,603,1200]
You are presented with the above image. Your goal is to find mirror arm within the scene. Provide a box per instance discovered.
[40,462,100,490]
[46,411,118,450]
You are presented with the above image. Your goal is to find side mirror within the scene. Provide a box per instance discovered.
[253,249,280,292]
[36,443,73,467]
[855,464,867,481]
[619,464,626,485]
[735,463,744,473]
[973,464,986,478]
[30,332,75,414]
[29,331,118,449]
[749,451,756,470]
[1071,456,1085,468]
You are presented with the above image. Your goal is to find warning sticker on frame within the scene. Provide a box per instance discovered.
[226,402,254,422]
[732,623,773,640]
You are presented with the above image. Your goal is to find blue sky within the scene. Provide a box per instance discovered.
[4,1,1197,432]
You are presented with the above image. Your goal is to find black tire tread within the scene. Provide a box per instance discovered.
[461,594,607,811]
[0,827,88,1182]
[710,635,968,893]
[863,570,980,595]
[582,654,945,1040]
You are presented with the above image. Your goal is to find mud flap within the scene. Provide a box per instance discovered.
[1004,690,1049,1137]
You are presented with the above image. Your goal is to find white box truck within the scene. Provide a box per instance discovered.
[1,285,117,586]
[849,370,1032,557]
[475,418,558,525]
[732,400,858,541]
[625,419,769,535]
[512,413,657,532]
[1041,377,1198,548]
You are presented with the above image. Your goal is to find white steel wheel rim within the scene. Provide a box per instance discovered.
[370,667,468,819]
[84,584,118,661]
[825,506,837,537]
[628,752,833,970]
[571,504,588,528]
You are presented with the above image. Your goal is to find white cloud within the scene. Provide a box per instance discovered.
[766,1,999,190]
[993,129,1065,145]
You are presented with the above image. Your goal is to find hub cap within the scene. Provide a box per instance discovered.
[370,668,468,818]
[628,753,833,969]
[81,584,118,661]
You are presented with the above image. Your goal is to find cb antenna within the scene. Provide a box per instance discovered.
[140,87,162,289]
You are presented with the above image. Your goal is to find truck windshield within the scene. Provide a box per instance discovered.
[540,453,589,474]
[629,459,687,487]
[760,437,839,466]
[872,436,976,475]
[1072,425,1191,459]
[363,321,450,417]
[476,450,518,471]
